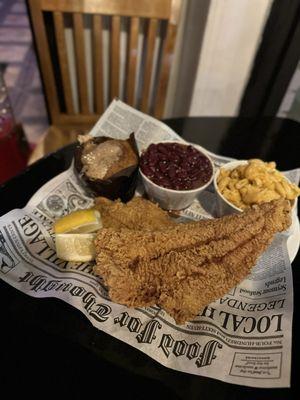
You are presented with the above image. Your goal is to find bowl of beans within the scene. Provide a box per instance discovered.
[139,141,214,210]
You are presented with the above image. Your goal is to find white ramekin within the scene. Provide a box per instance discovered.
[213,160,297,217]
[213,160,247,217]
[139,142,214,210]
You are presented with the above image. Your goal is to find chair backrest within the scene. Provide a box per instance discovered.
[28,0,182,126]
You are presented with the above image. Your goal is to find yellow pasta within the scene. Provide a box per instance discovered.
[217,159,300,209]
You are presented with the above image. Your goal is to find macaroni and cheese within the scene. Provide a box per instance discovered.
[217,159,300,210]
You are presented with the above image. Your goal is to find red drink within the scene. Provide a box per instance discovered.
[0,115,29,185]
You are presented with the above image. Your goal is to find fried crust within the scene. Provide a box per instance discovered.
[94,199,291,324]
[94,196,175,230]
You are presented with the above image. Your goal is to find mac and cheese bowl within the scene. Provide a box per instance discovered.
[214,159,300,217]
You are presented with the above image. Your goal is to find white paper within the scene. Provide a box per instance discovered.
[0,100,299,388]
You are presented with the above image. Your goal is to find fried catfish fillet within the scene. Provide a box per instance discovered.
[94,199,291,324]
[94,196,175,230]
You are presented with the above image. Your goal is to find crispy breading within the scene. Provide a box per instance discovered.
[94,196,175,230]
[94,199,291,324]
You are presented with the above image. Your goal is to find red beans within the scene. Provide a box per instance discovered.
[140,142,213,190]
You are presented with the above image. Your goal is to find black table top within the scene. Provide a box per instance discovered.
[0,117,299,399]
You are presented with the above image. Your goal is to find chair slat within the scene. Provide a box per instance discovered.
[141,19,158,113]
[53,11,75,114]
[154,22,176,119]
[126,17,139,106]
[41,0,173,20]
[73,13,89,114]
[110,15,120,101]
[28,1,60,122]
[92,14,104,114]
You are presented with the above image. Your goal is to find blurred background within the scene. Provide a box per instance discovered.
[0,0,299,182]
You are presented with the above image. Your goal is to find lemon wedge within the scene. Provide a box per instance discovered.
[55,233,96,262]
[54,209,102,234]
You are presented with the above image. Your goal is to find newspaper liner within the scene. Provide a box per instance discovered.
[0,100,299,388]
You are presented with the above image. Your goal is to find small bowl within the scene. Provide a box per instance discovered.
[139,142,214,210]
[213,160,297,217]
[213,160,247,217]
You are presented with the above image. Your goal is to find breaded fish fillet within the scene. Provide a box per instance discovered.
[94,196,175,230]
[94,199,291,324]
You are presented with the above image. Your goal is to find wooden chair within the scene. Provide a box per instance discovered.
[27,0,182,163]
